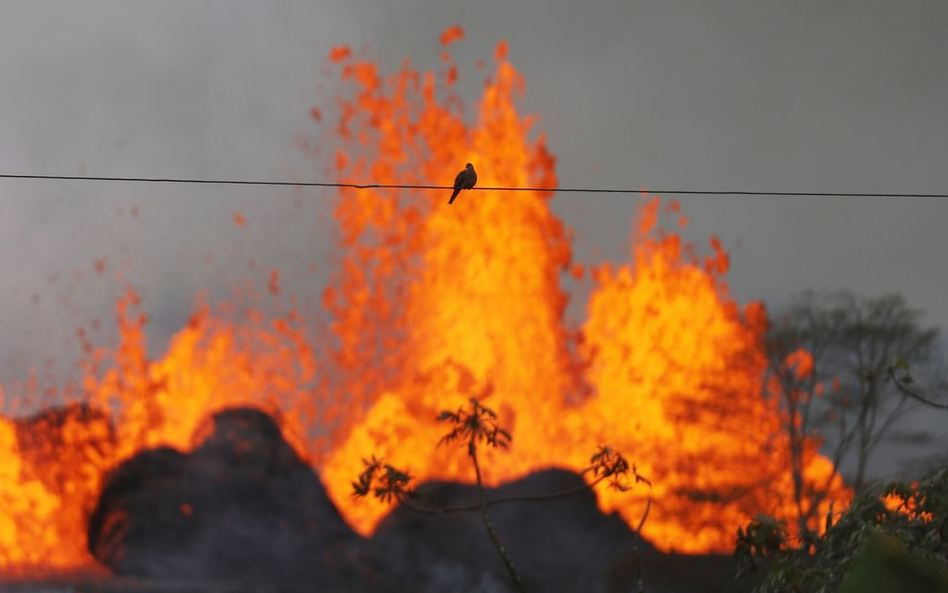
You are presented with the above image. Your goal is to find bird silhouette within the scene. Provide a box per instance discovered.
[448,163,477,205]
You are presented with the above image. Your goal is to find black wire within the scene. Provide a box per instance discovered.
[0,173,945,199]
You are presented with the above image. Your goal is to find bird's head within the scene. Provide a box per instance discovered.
[465,163,473,170]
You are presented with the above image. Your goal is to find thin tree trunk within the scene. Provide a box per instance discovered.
[469,442,526,593]
[854,446,869,494]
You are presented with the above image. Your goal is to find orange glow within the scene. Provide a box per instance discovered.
[579,199,845,550]
[0,289,321,571]
[440,25,464,46]
[0,416,66,567]
[882,481,933,522]
[0,29,850,572]
[785,348,815,379]
[317,32,849,552]
[329,45,352,62]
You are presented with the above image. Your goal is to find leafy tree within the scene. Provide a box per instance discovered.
[736,468,948,593]
[767,291,941,500]
[889,357,948,411]
[352,397,649,592]
[766,293,852,535]
[838,293,940,491]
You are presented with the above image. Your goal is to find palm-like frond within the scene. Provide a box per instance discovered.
[589,445,650,492]
[438,398,512,450]
[351,455,414,502]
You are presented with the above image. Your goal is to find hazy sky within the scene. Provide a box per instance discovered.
[1,1,946,476]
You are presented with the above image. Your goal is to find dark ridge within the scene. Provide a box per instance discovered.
[87,407,370,589]
[371,469,756,593]
[84,406,758,592]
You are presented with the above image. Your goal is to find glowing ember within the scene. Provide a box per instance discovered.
[0,26,849,572]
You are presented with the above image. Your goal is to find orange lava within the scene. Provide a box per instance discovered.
[0,26,850,572]
[318,28,849,552]
[0,291,321,571]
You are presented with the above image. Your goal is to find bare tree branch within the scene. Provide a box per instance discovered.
[888,368,948,410]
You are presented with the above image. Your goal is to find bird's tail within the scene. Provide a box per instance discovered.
[448,188,460,205]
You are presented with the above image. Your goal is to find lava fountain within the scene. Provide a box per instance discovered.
[0,26,848,574]
[318,29,848,552]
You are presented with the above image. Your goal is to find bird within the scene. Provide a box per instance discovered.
[448,163,477,205]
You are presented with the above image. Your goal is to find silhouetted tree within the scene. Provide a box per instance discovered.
[766,292,852,536]
[768,291,941,500]
[353,397,650,592]
[735,469,948,593]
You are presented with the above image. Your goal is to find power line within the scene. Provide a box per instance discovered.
[0,173,945,199]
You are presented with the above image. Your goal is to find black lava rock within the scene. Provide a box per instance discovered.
[87,407,368,590]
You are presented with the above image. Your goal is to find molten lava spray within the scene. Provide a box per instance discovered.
[0,27,848,572]
[0,292,321,571]
[318,31,848,552]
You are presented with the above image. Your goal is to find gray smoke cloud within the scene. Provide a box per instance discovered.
[1,0,946,478]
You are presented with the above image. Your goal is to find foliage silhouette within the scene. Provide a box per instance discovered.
[735,469,948,593]
[352,397,649,592]
[888,357,948,410]
[766,290,942,518]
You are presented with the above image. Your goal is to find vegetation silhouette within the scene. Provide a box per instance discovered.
[765,289,943,542]
[736,469,948,593]
[740,293,948,592]
[352,397,650,592]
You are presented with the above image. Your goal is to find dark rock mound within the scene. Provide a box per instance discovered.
[87,407,367,589]
[370,469,752,593]
[86,408,754,591]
